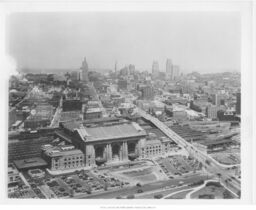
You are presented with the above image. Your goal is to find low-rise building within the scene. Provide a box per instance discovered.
[84,107,102,120]
[41,145,84,171]
[8,164,20,184]
[139,134,177,159]
[13,157,48,171]
[194,139,238,154]
[206,105,226,120]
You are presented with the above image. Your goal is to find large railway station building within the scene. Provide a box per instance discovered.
[57,118,148,167]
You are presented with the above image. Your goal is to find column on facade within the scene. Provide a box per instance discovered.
[122,141,128,161]
[135,141,140,157]
[106,144,112,162]
[137,139,145,158]
[86,144,95,166]
[118,143,122,161]
[103,144,107,160]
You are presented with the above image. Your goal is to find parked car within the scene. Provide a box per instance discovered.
[137,189,143,193]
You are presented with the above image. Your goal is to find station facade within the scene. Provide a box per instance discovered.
[59,119,148,167]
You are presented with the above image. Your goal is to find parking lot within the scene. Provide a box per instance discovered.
[22,169,130,198]
[156,155,202,178]
[211,152,240,165]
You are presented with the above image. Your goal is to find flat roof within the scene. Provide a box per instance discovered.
[13,157,47,170]
[43,145,83,157]
[55,130,73,143]
[145,139,162,145]
[45,149,83,157]
[86,107,102,113]
[79,122,147,142]
[8,164,19,175]
[201,139,234,147]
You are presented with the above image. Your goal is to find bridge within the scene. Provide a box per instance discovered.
[135,108,240,196]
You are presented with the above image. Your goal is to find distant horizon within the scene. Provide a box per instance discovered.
[8,12,241,74]
[18,66,240,75]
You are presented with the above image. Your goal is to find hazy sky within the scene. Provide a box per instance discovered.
[7,12,241,73]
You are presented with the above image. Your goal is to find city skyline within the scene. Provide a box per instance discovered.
[7,12,240,73]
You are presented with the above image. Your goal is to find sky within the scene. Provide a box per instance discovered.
[6,12,241,73]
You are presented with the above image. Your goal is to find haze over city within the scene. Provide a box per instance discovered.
[7,12,240,73]
[7,10,242,200]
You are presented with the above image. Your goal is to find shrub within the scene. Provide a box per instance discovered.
[154,194,163,199]
[198,194,215,199]
[223,190,233,199]
[205,182,222,188]
[127,194,135,199]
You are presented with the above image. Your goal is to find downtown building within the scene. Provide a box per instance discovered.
[166,59,173,78]
[172,65,180,80]
[205,104,226,120]
[140,85,155,100]
[211,93,226,106]
[79,57,89,82]
[152,61,159,78]
[236,92,241,115]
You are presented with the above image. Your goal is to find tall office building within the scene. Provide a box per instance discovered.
[172,65,180,80]
[120,66,129,76]
[211,93,225,106]
[128,64,135,74]
[118,79,128,91]
[166,59,173,76]
[114,61,117,75]
[80,57,89,82]
[141,85,154,100]
[236,92,241,115]
[152,61,159,77]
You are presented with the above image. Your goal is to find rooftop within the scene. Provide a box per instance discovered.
[63,121,147,142]
[86,107,102,113]
[13,157,48,170]
[200,139,235,147]
[8,164,19,175]
[43,145,83,157]
[145,139,162,145]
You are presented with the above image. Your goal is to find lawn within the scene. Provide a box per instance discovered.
[190,182,235,199]
[166,189,193,199]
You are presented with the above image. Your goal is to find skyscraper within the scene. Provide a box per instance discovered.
[236,92,241,115]
[128,64,135,74]
[172,65,180,80]
[166,59,173,76]
[80,57,89,82]
[115,61,117,75]
[152,61,159,77]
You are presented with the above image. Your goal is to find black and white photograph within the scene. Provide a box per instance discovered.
[0,0,255,207]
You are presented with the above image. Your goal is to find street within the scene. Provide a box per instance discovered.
[136,108,240,196]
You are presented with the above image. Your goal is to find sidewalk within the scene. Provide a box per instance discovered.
[46,166,92,176]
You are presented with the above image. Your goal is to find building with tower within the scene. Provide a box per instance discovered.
[79,57,89,82]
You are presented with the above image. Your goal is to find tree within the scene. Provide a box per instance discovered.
[217,173,221,182]
[225,179,229,187]
[154,194,163,199]
[104,183,108,191]
[70,189,74,198]
[237,190,241,198]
